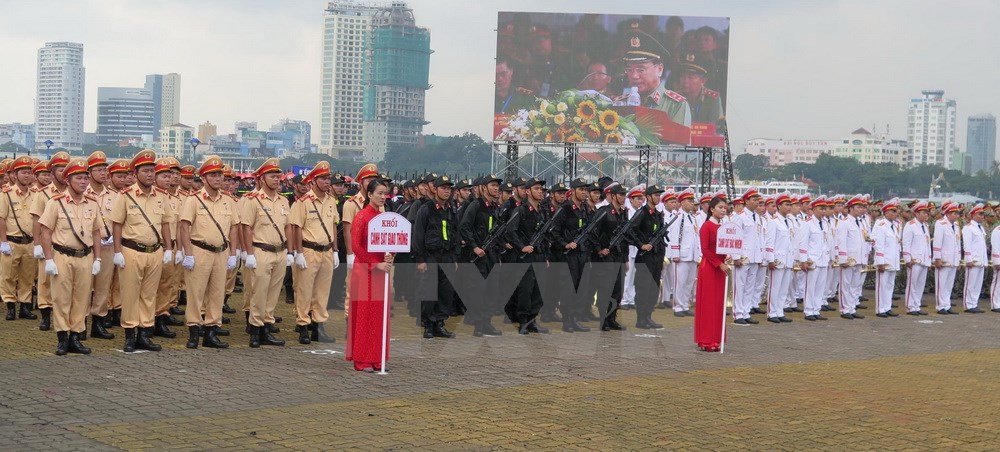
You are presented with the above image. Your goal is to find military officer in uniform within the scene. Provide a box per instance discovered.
[960,204,988,313]
[621,20,691,127]
[31,152,70,330]
[152,158,185,339]
[412,175,460,338]
[932,202,962,315]
[554,178,595,333]
[289,161,341,344]
[83,151,118,339]
[39,158,102,355]
[242,158,290,347]
[627,185,667,329]
[672,52,724,125]
[902,201,932,315]
[504,177,551,334]
[222,165,242,317]
[592,182,629,331]
[178,156,238,349]
[111,150,173,352]
[103,159,132,328]
[1,156,41,322]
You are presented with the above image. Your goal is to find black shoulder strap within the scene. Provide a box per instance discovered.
[5,191,29,237]
[56,198,88,248]
[193,194,230,249]
[123,191,162,245]
[310,200,334,245]
[254,195,285,243]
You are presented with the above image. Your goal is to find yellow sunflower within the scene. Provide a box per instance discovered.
[604,132,623,144]
[576,100,597,121]
[598,109,620,131]
[566,133,584,143]
[584,123,602,139]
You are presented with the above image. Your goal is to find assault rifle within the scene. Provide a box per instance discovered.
[636,213,679,257]
[472,210,520,263]
[563,209,608,255]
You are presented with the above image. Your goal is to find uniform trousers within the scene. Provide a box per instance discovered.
[875,269,897,314]
[2,242,34,304]
[561,250,591,317]
[766,267,792,319]
[672,261,696,313]
[963,266,985,310]
[634,250,664,319]
[838,265,861,315]
[732,263,759,319]
[36,259,52,309]
[659,262,673,305]
[420,254,455,326]
[825,263,840,299]
[50,252,93,333]
[934,266,957,312]
[184,247,227,327]
[905,264,928,312]
[294,247,333,326]
[120,247,163,329]
[90,244,114,317]
[592,258,623,321]
[539,257,562,317]
[804,266,828,316]
[622,248,636,305]
[990,268,1000,310]
[753,262,767,308]
[464,252,499,324]
[154,260,180,316]
[248,249,285,327]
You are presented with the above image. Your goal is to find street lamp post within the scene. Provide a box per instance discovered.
[44,139,53,158]
[189,138,201,164]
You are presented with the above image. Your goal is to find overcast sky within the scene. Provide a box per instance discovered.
[1,0,998,153]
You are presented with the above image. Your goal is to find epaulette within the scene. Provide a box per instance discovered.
[154,187,169,195]
[244,191,257,199]
[515,87,534,96]
[84,193,98,202]
[665,90,686,103]
[51,193,66,200]
[226,193,239,201]
[704,88,720,99]
[120,188,131,194]
[0,186,12,193]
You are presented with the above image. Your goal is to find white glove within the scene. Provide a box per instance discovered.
[237,249,247,262]
[162,250,174,265]
[0,242,10,256]
[101,236,114,246]
[294,252,308,269]
[92,260,101,275]
[347,254,355,269]
[45,259,58,276]
[182,254,195,270]
[244,254,257,269]
[175,250,184,264]
[227,255,237,270]
[285,253,294,267]
[333,253,340,270]
[33,245,44,259]
[113,252,126,268]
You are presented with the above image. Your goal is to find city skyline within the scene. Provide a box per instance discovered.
[1,0,998,155]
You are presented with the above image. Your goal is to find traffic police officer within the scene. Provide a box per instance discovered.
[242,158,290,347]
[31,152,70,330]
[0,156,40,321]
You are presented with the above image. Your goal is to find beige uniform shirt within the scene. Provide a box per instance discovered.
[242,190,290,248]
[288,190,339,246]
[179,188,236,247]
[85,184,116,240]
[0,185,36,238]
[109,185,169,245]
[30,184,65,219]
[39,193,101,249]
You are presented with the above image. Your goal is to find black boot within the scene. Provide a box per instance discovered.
[123,328,137,352]
[202,326,229,348]
[298,325,311,344]
[67,332,91,354]
[244,311,251,334]
[135,327,162,351]
[310,322,335,343]
[153,315,177,338]
[5,303,15,321]
[18,303,36,320]
[103,309,115,328]
[178,290,187,305]
[518,321,530,335]
[186,326,201,349]
[215,326,230,336]
[91,316,115,339]
[433,320,455,338]
[222,294,236,314]
[570,316,591,332]
[55,331,69,355]
[110,308,122,327]
[423,323,435,339]
[268,324,280,334]
[526,319,549,334]
[39,307,52,331]
[562,314,576,333]
[164,314,184,326]
[169,306,185,316]
[248,325,261,348]
[259,324,285,346]
[479,321,502,336]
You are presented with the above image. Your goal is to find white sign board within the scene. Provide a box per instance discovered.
[368,212,412,253]
[715,221,743,255]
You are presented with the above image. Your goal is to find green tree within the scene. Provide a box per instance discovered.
[733,153,771,181]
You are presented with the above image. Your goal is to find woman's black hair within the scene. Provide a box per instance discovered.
[708,196,728,214]
[362,179,388,208]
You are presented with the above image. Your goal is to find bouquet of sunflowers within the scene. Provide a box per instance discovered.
[496,90,661,146]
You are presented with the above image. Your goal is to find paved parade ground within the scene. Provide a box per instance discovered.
[3,288,1000,451]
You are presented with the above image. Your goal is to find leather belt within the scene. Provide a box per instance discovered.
[53,243,91,258]
[253,241,286,253]
[122,238,161,253]
[302,240,334,252]
[6,234,32,244]
[191,239,227,253]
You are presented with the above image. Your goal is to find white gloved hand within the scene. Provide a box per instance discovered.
[244,254,257,269]
[113,252,126,268]
[101,236,114,246]
[237,249,247,262]
[285,253,294,267]
[333,253,340,270]
[175,250,184,264]
[92,260,101,275]
[0,242,11,256]
[227,255,237,270]
[182,254,195,270]
[162,250,174,265]
[45,259,58,276]
[33,245,44,259]
[347,254,355,269]
[294,252,308,269]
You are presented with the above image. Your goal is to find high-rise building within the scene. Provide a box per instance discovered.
[320,1,383,159]
[35,42,85,151]
[160,123,195,162]
[96,87,156,145]
[270,119,312,150]
[0,123,36,151]
[967,114,997,175]
[198,121,217,143]
[145,73,181,132]
[906,90,957,168]
[362,2,431,162]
